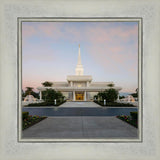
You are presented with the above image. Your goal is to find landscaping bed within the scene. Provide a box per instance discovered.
[27,100,66,107]
[94,101,134,107]
[116,112,138,128]
[22,112,47,130]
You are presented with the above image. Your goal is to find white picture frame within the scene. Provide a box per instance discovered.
[0,0,160,160]
[18,17,142,142]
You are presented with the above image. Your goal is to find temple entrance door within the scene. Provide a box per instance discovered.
[75,92,84,101]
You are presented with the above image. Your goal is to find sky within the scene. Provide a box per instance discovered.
[22,21,138,93]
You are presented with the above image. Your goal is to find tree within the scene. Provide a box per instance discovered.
[24,87,39,99]
[22,89,25,97]
[42,81,53,87]
[56,91,63,99]
[97,91,107,101]
[93,95,98,100]
[119,95,125,99]
[136,88,138,96]
[131,88,138,98]
[104,89,118,102]
[42,89,64,102]
[42,89,56,102]
[25,87,34,95]
[97,89,118,102]
[31,92,40,99]
[107,83,114,87]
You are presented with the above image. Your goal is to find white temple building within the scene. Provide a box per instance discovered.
[37,45,122,101]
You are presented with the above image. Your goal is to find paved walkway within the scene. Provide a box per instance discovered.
[22,116,138,139]
[60,101,101,107]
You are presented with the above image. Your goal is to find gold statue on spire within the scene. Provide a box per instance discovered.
[79,44,80,48]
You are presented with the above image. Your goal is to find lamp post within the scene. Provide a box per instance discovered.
[54,99,56,105]
[104,99,106,106]
[39,91,42,101]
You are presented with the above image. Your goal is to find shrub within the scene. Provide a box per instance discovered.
[42,89,64,102]
[107,83,114,87]
[27,100,66,106]
[97,89,118,102]
[116,115,138,128]
[94,101,134,107]
[130,112,138,120]
[22,112,29,120]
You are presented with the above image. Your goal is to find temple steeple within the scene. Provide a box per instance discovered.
[75,44,84,75]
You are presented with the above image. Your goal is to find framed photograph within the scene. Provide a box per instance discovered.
[18,18,142,142]
[0,0,160,160]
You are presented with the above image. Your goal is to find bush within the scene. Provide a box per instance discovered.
[28,102,54,106]
[22,115,47,130]
[97,89,118,102]
[22,112,29,120]
[94,101,134,107]
[42,89,64,102]
[27,100,66,106]
[116,115,138,128]
[130,112,138,120]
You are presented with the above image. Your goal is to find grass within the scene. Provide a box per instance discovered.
[23,115,47,130]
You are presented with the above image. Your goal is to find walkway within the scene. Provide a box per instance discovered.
[59,101,101,107]
[22,116,138,139]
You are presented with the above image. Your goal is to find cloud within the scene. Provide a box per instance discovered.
[22,22,138,92]
[23,44,57,63]
[22,24,36,38]
[22,22,138,46]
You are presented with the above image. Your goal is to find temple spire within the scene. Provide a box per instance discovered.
[78,44,82,65]
[75,44,84,75]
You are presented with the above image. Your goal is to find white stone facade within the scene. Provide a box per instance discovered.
[37,45,122,101]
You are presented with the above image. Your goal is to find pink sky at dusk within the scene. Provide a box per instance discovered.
[22,21,138,93]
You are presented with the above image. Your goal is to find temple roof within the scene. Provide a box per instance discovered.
[67,75,92,82]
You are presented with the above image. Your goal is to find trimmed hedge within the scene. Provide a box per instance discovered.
[94,101,134,107]
[130,112,138,120]
[22,112,29,120]
[27,100,66,107]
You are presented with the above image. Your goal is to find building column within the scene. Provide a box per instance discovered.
[40,91,42,100]
[70,81,73,87]
[84,91,86,101]
[86,81,90,87]
[73,91,75,101]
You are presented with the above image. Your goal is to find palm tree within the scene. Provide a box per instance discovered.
[25,87,33,95]
[42,81,53,87]
[107,83,114,87]
[24,87,39,99]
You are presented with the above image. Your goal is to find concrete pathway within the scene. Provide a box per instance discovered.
[22,116,138,139]
[59,101,101,108]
